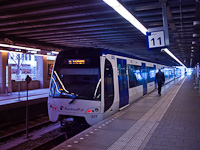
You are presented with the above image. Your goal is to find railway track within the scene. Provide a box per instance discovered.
[0,114,50,142]
[0,114,90,149]
[32,133,66,150]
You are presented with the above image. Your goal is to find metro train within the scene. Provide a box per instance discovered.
[48,48,181,126]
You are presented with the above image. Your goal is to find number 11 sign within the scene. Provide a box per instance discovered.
[146,30,166,50]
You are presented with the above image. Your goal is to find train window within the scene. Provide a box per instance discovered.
[147,67,156,83]
[169,69,174,79]
[104,59,114,112]
[128,65,143,88]
[128,65,137,88]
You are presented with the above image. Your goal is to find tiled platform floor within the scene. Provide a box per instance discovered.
[143,76,200,150]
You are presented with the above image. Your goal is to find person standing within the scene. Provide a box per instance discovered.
[155,69,165,95]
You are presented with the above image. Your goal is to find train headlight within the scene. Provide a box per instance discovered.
[88,109,92,113]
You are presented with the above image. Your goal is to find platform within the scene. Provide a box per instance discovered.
[0,88,49,124]
[52,76,200,150]
[0,88,49,106]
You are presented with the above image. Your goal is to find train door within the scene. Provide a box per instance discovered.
[142,63,147,95]
[117,58,129,108]
[104,59,114,112]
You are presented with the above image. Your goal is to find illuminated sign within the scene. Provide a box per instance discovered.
[68,59,85,64]
[6,66,8,87]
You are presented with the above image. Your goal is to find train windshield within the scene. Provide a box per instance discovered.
[49,68,101,101]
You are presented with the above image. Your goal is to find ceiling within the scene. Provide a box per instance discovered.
[0,0,199,67]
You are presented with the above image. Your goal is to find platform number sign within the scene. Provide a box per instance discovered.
[147,31,165,49]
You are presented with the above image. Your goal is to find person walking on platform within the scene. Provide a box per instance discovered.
[155,69,165,95]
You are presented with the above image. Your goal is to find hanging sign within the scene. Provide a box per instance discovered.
[146,27,169,50]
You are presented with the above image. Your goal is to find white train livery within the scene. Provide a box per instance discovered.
[48,48,181,126]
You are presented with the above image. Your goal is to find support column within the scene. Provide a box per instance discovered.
[0,52,8,94]
[37,56,48,88]
[161,1,169,46]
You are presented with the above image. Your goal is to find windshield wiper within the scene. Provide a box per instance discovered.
[68,94,79,104]
[69,98,76,104]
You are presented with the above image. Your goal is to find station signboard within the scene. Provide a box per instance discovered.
[146,27,169,50]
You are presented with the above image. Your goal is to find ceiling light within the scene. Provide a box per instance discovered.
[103,0,148,35]
[0,49,23,54]
[161,48,187,68]
[193,33,199,37]
[27,50,37,54]
[0,50,9,53]
[192,41,197,44]
[193,21,200,26]
[51,51,59,54]
[0,43,41,51]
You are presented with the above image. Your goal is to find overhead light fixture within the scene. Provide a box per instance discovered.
[192,41,197,44]
[27,50,37,54]
[103,0,148,35]
[51,51,59,54]
[0,43,41,51]
[0,49,23,54]
[0,50,9,53]
[193,33,199,37]
[161,48,187,68]
[193,21,200,26]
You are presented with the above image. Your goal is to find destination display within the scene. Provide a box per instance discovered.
[68,59,85,64]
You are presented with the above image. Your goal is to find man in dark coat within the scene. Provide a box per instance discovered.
[155,69,165,95]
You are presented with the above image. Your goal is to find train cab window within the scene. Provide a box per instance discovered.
[104,59,114,112]
[49,68,101,100]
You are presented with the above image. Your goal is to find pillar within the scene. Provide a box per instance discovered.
[0,52,8,94]
[37,56,48,88]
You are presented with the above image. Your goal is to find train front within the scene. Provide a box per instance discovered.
[48,49,102,126]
